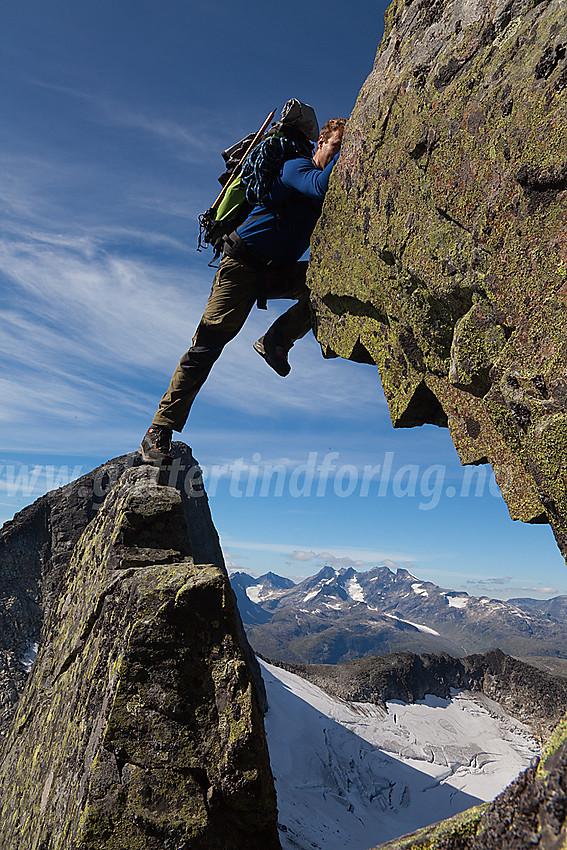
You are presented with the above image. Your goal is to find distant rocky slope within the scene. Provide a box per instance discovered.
[309,0,567,558]
[275,648,567,742]
[0,447,279,849]
[307,0,567,843]
[231,566,567,664]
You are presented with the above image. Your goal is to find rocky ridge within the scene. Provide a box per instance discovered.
[0,446,278,849]
[273,648,567,742]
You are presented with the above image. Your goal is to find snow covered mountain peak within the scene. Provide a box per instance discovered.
[230,566,567,665]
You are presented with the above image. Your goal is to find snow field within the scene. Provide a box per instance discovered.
[260,659,539,850]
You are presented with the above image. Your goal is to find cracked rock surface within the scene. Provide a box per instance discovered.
[0,450,278,849]
[309,0,567,553]
[0,451,142,736]
[307,0,567,845]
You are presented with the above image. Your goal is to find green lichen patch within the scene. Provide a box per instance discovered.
[370,803,487,849]
[0,467,278,850]
[449,297,510,396]
[537,712,567,780]
[309,0,567,558]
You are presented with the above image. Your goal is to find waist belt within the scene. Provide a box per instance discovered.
[222,232,272,310]
[223,231,267,269]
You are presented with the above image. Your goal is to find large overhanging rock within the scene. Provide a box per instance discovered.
[309,0,567,556]
[308,0,567,845]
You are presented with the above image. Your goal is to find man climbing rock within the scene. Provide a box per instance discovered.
[139,103,345,465]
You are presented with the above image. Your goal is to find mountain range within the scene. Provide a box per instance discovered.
[230,566,567,665]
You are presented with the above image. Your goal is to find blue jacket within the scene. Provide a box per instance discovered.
[236,154,338,265]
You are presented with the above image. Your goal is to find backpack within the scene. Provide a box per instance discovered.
[240,130,312,205]
[198,124,313,262]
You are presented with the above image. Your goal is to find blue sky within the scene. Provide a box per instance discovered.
[1,0,566,599]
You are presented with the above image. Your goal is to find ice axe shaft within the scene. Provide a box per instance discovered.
[209,108,276,213]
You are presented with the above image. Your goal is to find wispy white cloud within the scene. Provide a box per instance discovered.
[0,152,74,222]
[26,78,223,163]
[0,85,386,464]
[0,143,208,238]
[0,215,386,459]
[467,576,514,587]
[380,558,417,572]
[289,550,329,562]
[99,107,218,161]
[466,576,558,597]
[221,537,419,565]
[289,550,366,568]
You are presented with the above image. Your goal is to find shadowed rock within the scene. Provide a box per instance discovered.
[308,0,567,844]
[309,0,567,550]
[0,447,278,849]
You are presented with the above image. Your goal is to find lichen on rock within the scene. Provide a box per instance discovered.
[309,0,567,552]
[0,454,279,849]
[308,0,567,844]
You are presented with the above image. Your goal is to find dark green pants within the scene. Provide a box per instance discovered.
[152,256,312,432]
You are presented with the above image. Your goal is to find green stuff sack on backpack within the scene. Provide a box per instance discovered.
[198,176,251,259]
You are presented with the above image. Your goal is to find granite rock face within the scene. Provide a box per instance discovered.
[0,447,278,849]
[309,0,567,553]
[308,0,567,844]
[0,451,141,735]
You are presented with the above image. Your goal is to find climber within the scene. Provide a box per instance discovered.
[139,104,346,465]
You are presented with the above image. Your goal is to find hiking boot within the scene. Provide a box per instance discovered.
[138,425,173,465]
[253,335,291,377]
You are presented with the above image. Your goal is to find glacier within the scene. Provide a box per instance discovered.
[260,660,539,850]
